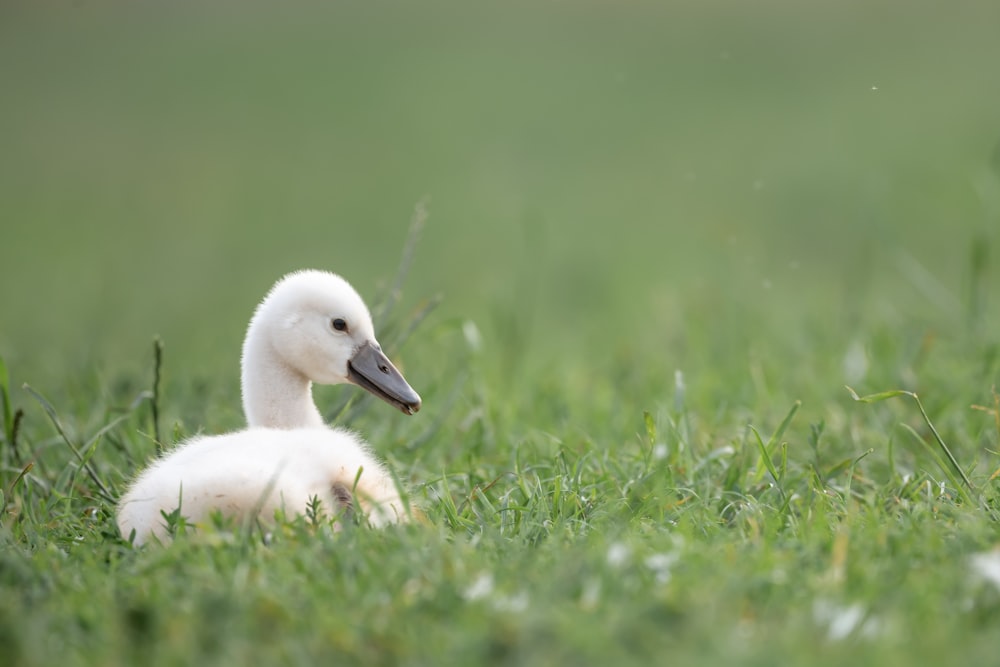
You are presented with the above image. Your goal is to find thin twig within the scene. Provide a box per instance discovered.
[387,294,443,353]
[9,409,24,466]
[375,198,429,329]
[152,337,164,454]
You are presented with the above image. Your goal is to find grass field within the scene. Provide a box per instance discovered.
[3,1,1000,664]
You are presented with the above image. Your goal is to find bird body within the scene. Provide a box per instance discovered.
[116,270,421,545]
[117,427,404,542]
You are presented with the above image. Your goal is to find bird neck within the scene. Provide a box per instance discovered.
[241,334,326,430]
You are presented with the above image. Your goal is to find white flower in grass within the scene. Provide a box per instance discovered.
[812,599,882,641]
[970,550,1000,590]
[828,604,864,641]
[644,553,679,584]
[463,573,495,601]
[462,320,482,353]
[606,542,631,568]
[462,573,527,612]
[494,591,529,614]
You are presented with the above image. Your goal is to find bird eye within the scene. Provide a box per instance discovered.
[331,318,348,332]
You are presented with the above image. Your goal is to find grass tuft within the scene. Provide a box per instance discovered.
[846,386,976,499]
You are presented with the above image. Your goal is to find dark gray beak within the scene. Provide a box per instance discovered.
[347,342,421,415]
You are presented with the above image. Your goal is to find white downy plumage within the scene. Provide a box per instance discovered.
[116,270,421,545]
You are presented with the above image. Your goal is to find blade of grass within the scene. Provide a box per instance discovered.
[0,355,12,444]
[749,401,800,485]
[643,410,657,456]
[2,462,34,518]
[845,387,912,403]
[749,425,784,501]
[22,384,115,504]
[843,448,874,506]
[0,356,24,466]
[385,294,443,356]
[898,423,966,499]
[770,400,801,447]
[846,386,976,500]
[971,386,1000,446]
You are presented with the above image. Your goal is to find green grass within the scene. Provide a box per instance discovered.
[3,0,1000,664]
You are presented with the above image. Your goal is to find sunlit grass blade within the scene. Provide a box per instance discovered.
[845,387,912,403]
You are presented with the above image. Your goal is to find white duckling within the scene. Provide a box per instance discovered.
[116,270,422,545]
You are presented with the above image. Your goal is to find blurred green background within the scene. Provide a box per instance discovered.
[2,0,998,413]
